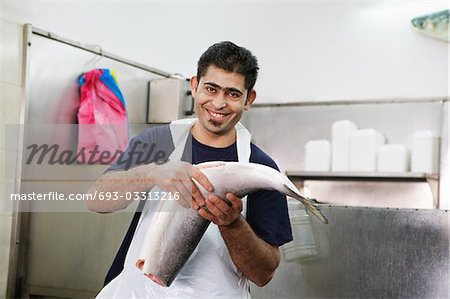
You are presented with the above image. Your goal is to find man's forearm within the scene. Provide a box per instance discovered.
[87,164,158,213]
[219,215,280,287]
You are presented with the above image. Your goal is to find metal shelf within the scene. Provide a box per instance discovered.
[285,171,439,182]
[286,171,440,207]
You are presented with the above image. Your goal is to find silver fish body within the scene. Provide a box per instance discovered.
[195,162,327,224]
[411,9,449,42]
[137,161,328,287]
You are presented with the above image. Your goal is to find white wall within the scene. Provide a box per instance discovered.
[3,1,449,103]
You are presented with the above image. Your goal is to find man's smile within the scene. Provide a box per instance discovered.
[205,108,231,120]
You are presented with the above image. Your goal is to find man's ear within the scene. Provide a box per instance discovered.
[244,89,256,110]
[190,76,199,98]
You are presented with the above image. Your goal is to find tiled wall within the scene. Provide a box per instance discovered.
[0,20,23,298]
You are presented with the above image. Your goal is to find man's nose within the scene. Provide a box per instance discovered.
[211,93,227,109]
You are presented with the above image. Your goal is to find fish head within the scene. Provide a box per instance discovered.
[411,10,449,42]
[411,15,430,30]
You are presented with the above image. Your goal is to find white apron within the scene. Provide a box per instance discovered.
[97,118,252,299]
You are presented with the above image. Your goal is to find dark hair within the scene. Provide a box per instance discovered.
[197,41,259,93]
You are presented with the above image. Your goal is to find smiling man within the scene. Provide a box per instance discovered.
[191,65,254,144]
[88,41,293,298]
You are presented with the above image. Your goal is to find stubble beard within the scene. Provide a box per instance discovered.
[209,119,222,128]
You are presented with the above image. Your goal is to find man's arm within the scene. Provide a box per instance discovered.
[220,214,280,287]
[87,161,214,213]
[195,193,280,286]
[87,164,156,213]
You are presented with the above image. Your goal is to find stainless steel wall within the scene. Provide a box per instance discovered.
[252,206,449,298]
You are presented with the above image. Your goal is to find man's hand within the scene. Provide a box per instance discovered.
[188,173,280,286]
[199,192,281,287]
[195,193,243,226]
[153,161,214,208]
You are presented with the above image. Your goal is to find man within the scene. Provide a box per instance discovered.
[88,41,292,298]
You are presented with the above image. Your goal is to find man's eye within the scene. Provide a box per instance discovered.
[230,92,241,100]
[206,87,216,93]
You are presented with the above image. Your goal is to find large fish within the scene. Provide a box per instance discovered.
[136,161,328,287]
[411,9,449,42]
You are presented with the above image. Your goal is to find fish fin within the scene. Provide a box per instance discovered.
[283,184,329,224]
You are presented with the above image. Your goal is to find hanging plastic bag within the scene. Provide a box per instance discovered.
[77,68,128,164]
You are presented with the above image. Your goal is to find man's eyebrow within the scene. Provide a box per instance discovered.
[204,82,222,89]
[224,87,243,95]
[203,82,244,95]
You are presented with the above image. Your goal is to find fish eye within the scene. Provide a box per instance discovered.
[416,20,426,29]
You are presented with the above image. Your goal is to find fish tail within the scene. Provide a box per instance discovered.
[283,183,329,224]
[300,195,329,224]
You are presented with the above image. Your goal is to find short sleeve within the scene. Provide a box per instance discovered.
[106,125,174,172]
[246,144,293,246]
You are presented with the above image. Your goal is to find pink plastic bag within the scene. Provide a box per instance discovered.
[77,69,128,164]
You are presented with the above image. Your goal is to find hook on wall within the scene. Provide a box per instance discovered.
[83,45,104,72]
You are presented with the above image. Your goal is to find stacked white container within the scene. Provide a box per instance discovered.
[411,130,439,174]
[331,120,358,171]
[350,129,385,172]
[304,121,440,175]
[377,144,409,172]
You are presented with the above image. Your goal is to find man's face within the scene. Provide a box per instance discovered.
[191,65,256,137]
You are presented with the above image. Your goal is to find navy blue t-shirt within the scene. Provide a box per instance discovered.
[103,125,293,286]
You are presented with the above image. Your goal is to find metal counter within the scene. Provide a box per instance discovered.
[252,205,449,298]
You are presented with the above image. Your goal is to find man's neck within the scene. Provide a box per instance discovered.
[191,123,236,148]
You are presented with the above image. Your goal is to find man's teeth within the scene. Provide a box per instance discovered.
[209,111,227,118]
